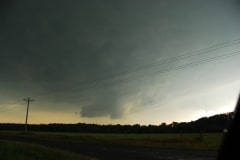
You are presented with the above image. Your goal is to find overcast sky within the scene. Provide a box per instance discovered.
[1,0,240,125]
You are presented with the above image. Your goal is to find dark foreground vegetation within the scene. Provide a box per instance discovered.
[0,140,95,160]
[1,112,230,160]
[0,132,219,160]
[0,112,233,133]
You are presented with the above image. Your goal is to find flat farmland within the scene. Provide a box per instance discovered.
[0,131,222,160]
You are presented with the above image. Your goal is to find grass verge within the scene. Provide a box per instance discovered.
[31,132,223,150]
[0,131,224,151]
[0,140,96,160]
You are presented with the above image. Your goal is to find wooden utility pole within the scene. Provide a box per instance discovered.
[23,97,34,133]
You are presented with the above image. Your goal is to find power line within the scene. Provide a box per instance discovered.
[108,38,240,77]
[0,99,23,107]
[35,50,240,102]
[32,39,240,99]
[3,39,240,107]
[0,100,24,112]
[141,51,240,107]
[73,38,240,87]
[84,50,240,90]
[155,50,240,74]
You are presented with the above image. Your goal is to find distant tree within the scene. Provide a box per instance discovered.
[160,122,167,126]
[0,112,234,133]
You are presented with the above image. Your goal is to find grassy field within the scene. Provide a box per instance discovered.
[0,139,96,160]
[36,132,224,150]
[0,131,224,151]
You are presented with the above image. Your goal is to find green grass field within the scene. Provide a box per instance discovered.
[37,132,224,150]
[0,131,224,151]
[0,139,96,160]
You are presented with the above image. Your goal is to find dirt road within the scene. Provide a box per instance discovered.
[0,134,217,160]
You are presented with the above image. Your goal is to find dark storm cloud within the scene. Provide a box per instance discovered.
[80,87,123,118]
[2,2,161,81]
[0,0,165,115]
[1,0,160,82]
[1,0,240,119]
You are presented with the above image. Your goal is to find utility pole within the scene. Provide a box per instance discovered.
[23,97,34,133]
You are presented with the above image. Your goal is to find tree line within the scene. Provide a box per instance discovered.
[0,112,234,133]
